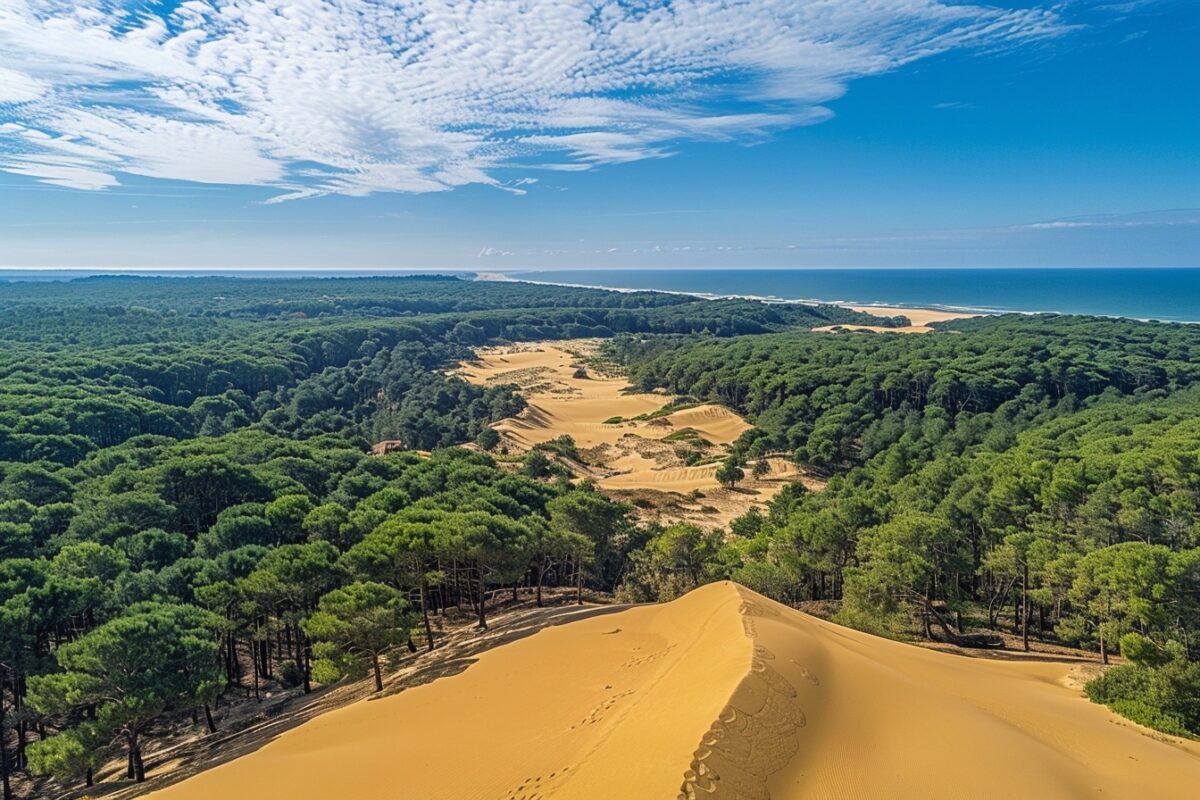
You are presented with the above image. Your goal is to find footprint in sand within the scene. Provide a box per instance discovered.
[570,689,636,729]
[621,644,675,668]
[790,660,821,686]
[678,615,806,799]
[505,766,573,800]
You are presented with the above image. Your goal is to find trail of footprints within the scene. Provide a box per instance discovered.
[570,688,636,729]
[503,765,574,800]
[678,598,817,800]
[621,643,676,669]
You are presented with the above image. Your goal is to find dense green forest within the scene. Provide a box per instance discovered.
[608,316,1200,737]
[0,275,1197,797]
[0,275,882,797]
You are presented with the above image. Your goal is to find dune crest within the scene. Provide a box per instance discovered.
[148,583,1200,800]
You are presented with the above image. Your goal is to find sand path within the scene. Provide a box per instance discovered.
[147,582,1200,800]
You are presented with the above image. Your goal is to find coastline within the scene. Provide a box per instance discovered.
[474,271,985,329]
[476,269,1200,326]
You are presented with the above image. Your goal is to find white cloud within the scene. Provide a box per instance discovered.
[0,0,1066,198]
[0,66,45,102]
[1016,209,1200,230]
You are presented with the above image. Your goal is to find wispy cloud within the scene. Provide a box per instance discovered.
[1,0,1066,200]
[1015,209,1200,230]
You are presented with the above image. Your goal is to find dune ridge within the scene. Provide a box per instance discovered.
[147,582,1200,800]
[677,595,808,800]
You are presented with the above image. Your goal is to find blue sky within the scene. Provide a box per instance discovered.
[0,0,1195,269]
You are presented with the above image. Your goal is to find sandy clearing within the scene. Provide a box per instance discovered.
[456,341,802,523]
[147,582,1200,800]
[813,305,979,334]
[600,457,804,494]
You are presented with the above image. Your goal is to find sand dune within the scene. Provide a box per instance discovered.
[456,343,770,502]
[456,342,812,525]
[600,461,723,491]
[663,404,752,444]
[147,582,1200,800]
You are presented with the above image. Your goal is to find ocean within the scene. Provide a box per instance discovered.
[511,268,1200,323]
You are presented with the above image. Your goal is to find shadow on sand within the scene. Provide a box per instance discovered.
[77,601,631,800]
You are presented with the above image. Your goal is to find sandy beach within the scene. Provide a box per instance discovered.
[145,582,1200,800]
[812,305,979,334]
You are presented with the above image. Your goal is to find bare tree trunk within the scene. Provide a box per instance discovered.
[133,741,145,783]
[454,562,463,611]
[0,696,12,800]
[204,703,218,734]
[300,624,312,694]
[13,677,25,771]
[252,638,260,702]
[128,730,146,782]
[372,654,384,693]
[477,571,488,630]
[1022,563,1030,652]
[420,583,435,652]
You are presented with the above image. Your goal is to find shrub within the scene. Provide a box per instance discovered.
[1106,699,1190,737]
[1085,647,1200,737]
[277,659,305,689]
[476,427,501,451]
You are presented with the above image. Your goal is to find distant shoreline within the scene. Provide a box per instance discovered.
[476,269,1199,326]
[474,270,985,328]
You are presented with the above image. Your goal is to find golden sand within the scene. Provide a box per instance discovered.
[813,305,979,334]
[455,342,799,505]
[148,582,1200,800]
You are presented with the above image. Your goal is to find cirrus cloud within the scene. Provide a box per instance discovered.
[0,0,1066,200]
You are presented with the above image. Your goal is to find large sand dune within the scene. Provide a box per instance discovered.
[148,582,1200,800]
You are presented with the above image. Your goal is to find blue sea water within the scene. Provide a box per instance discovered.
[513,268,1200,323]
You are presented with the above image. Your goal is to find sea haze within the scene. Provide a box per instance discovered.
[513,268,1200,323]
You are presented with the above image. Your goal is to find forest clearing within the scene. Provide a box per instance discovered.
[455,341,818,527]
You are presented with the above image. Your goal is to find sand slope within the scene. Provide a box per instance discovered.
[454,341,809,525]
[455,342,749,454]
[148,582,1200,800]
